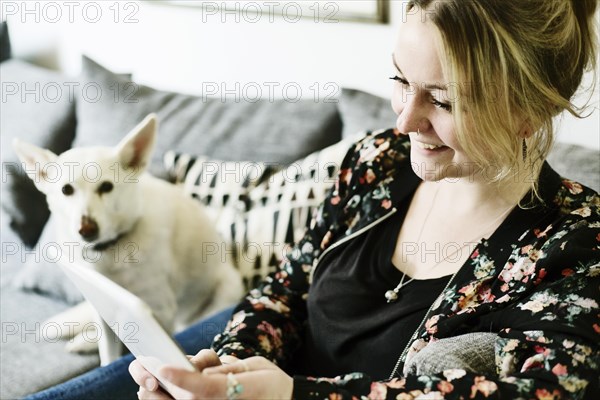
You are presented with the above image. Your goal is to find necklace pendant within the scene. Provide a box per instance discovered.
[385,290,398,303]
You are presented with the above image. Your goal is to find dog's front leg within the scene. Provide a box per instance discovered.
[95,310,122,366]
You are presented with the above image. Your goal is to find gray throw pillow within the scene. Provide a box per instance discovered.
[0,60,77,247]
[338,88,396,139]
[403,332,498,377]
[75,56,343,180]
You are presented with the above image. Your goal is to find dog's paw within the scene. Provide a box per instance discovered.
[38,320,71,341]
[42,302,96,339]
[65,331,99,354]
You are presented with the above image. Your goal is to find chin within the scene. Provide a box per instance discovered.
[409,146,472,182]
[410,164,444,181]
[409,149,446,181]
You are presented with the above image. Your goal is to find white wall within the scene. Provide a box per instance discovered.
[4,0,598,150]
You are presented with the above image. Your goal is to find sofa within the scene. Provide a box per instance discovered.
[1,27,599,399]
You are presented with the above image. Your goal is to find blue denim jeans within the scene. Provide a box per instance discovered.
[25,307,234,400]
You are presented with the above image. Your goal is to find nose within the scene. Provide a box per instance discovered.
[79,216,99,241]
[393,91,429,134]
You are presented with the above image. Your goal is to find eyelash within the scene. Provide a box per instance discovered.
[389,75,409,86]
[431,99,452,112]
[389,76,452,112]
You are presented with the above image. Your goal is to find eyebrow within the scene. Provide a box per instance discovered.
[391,53,448,91]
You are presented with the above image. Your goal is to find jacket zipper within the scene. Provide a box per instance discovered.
[387,239,482,380]
[309,207,398,283]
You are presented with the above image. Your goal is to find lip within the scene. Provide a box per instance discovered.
[413,140,449,153]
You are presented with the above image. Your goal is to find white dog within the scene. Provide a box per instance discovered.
[13,114,243,365]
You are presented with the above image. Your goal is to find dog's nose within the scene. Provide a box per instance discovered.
[79,216,99,241]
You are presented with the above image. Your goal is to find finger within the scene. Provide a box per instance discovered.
[161,371,240,400]
[203,359,250,375]
[158,368,292,400]
[189,349,221,371]
[220,355,240,365]
[129,360,159,391]
[224,369,293,400]
[204,356,274,375]
[137,387,172,400]
[157,367,223,399]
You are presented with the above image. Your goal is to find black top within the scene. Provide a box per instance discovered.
[291,195,452,380]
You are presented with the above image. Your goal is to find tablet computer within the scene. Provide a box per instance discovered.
[59,263,195,393]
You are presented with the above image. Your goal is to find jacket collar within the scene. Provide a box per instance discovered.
[349,130,564,267]
[483,161,563,262]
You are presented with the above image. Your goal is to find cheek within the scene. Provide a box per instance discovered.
[432,115,458,143]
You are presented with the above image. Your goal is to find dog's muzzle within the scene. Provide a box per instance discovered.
[93,233,125,252]
[79,216,99,241]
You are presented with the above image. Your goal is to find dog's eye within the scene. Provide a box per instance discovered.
[98,181,114,194]
[62,184,74,196]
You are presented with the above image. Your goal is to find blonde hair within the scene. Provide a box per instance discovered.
[407,0,598,202]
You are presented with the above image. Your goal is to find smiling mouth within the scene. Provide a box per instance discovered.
[415,141,448,150]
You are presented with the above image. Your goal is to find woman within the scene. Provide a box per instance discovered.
[129,0,599,398]
[31,0,598,399]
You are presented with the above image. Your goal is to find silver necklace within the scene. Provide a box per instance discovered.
[385,270,415,302]
[385,186,515,303]
[385,187,440,303]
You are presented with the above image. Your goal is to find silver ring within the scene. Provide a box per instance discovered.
[226,372,243,400]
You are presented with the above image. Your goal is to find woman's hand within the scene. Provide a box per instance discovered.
[132,353,293,400]
[129,349,238,399]
[164,356,293,400]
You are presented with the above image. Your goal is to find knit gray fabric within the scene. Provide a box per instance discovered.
[403,332,498,377]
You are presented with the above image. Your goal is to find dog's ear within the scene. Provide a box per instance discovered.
[12,139,59,191]
[115,113,157,172]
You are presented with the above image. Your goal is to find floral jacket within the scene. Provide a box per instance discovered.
[212,128,600,399]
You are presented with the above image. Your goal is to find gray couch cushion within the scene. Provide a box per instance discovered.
[75,56,343,179]
[0,286,98,399]
[338,88,397,139]
[0,212,99,399]
[0,60,77,247]
[547,142,599,192]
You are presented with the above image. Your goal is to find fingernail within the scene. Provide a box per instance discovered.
[144,377,156,391]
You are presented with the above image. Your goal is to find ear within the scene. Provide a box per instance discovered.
[518,119,535,138]
[12,139,58,190]
[115,113,157,172]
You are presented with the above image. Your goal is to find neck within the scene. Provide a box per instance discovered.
[426,171,532,216]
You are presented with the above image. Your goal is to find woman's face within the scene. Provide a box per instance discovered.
[391,9,472,182]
